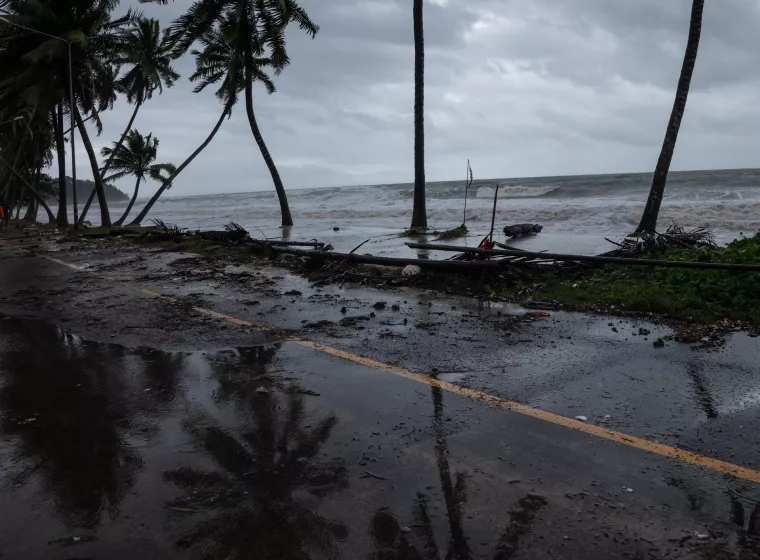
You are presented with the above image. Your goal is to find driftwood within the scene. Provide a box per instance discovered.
[260,240,327,249]
[503,224,543,237]
[405,243,760,272]
[257,246,505,272]
[198,230,249,243]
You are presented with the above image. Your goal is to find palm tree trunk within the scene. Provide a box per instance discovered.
[73,107,111,227]
[410,0,427,230]
[114,175,141,226]
[80,100,142,225]
[54,104,68,227]
[0,152,55,222]
[22,167,39,221]
[636,0,704,233]
[23,201,35,221]
[244,56,293,227]
[130,105,230,226]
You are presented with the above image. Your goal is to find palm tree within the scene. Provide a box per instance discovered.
[410,0,427,230]
[636,0,704,233]
[148,0,318,227]
[129,22,243,226]
[79,17,180,225]
[0,101,57,222]
[100,129,175,226]
[0,0,135,228]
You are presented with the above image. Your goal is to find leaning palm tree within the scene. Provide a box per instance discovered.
[410,0,427,230]
[79,17,180,225]
[129,22,243,226]
[147,0,318,227]
[101,129,175,226]
[636,0,704,233]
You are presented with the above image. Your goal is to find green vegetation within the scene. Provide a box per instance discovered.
[434,224,468,240]
[399,226,430,237]
[537,235,760,324]
[440,234,760,327]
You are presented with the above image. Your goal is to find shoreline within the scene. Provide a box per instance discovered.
[7,219,758,341]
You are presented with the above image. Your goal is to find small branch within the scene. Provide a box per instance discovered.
[360,470,389,480]
[350,238,371,254]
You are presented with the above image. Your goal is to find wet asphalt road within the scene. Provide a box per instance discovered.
[1,235,760,559]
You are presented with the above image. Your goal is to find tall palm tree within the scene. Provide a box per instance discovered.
[100,129,175,226]
[636,0,704,233]
[79,17,180,225]
[410,0,427,230]
[0,0,135,228]
[148,0,318,227]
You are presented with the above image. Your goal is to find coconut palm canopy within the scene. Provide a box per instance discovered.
[101,128,175,225]
[0,0,319,227]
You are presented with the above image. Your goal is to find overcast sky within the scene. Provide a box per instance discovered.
[55,0,760,197]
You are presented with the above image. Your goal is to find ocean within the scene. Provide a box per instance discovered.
[105,168,760,257]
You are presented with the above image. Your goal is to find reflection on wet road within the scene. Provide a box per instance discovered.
[2,315,760,559]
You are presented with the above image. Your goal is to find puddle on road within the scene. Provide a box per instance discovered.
[0,315,351,558]
[1,315,760,559]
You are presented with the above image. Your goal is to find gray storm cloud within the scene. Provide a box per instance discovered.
[55,0,760,196]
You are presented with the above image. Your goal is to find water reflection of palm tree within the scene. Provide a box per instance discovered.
[166,344,349,559]
[370,386,546,560]
[0,321,135,527]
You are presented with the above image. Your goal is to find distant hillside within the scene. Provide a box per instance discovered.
[59,176,129,203]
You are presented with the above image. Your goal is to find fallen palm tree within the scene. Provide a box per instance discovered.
[405,242,760,272]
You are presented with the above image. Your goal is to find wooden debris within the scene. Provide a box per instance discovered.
[604,225,715,256]
[406,242,760,271]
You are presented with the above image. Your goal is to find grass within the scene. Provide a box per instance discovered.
[434,224,468,240]
[398,226,429,237]
[529,234,760,325]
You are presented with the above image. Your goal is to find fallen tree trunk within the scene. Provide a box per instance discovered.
[260,246,504,272]
[246,240,326,249]
[406,243,760,272]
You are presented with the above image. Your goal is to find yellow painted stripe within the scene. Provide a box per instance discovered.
[37,253,760,484]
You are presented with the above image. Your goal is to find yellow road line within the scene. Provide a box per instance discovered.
[38,253,760,484]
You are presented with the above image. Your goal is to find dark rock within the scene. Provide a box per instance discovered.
[304,320,336,329]
[373,301,387,310]
[503,223,543,237]
[653,338,665,348]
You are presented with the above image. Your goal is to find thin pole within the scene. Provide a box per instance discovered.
[462,160,469,226]
[489,184,500,242]
[67,41,78,229]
